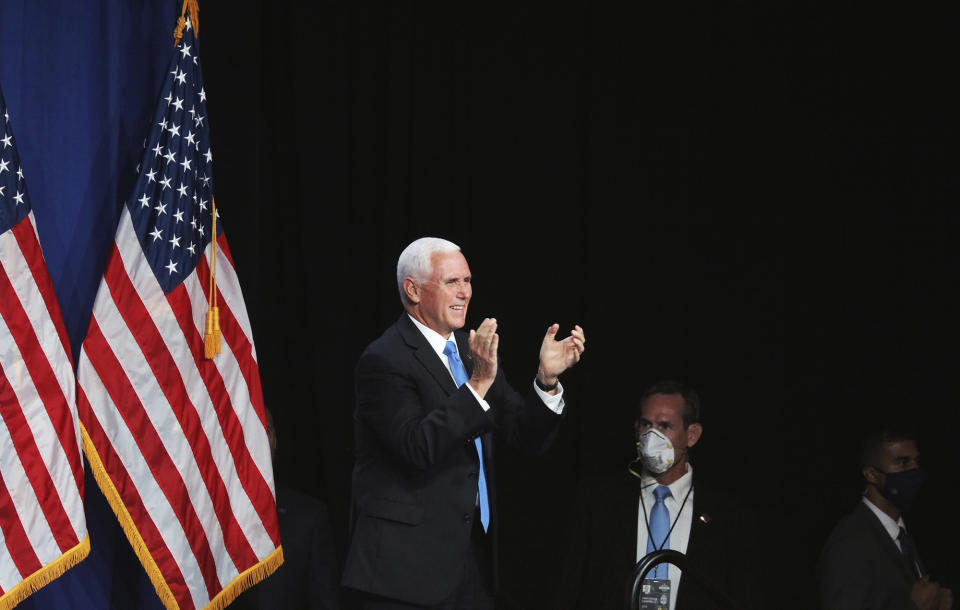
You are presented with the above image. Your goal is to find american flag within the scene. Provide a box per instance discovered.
[75,19,282,610]
[0,86,89,607]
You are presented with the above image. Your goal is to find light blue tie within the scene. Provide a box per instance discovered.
[443,340,490,532]
[647,485,672,579]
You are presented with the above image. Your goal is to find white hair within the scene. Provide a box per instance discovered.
[397,237,461,304]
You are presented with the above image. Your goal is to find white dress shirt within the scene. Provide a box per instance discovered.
[636,464,695,610]
[862,496,906,552]
[408,315,565,413]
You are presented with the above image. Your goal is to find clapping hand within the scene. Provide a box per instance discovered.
[536,324,585,391]
[468,318,499,397]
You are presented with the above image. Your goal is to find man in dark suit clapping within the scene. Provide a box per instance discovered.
[342,237,585,609]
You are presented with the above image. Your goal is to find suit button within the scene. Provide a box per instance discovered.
[463,513,471,523]
[468,471,477,478]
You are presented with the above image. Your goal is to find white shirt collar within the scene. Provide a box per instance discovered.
[640,463,694,501]
[407,314,456,359]
[862,496,905,543]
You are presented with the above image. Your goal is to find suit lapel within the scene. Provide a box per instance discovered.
[629,475,644,566]
[452,329,496,456]
[687,484,710,555]
[683,484,731,578]
[396,316,493,460]
[454,332,474,378]
[856,503,916,583]
[396,315,459,394]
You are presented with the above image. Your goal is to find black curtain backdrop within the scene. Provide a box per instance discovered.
[199,3,957,608]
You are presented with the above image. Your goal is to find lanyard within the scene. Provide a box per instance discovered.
[639,481,694,553]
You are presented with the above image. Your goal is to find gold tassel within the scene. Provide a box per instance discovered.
[173,0,200,46]
[204,306,221,359]
[204,196,220,360]
[172,0,218,361]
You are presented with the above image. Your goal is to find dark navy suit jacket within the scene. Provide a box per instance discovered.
[342,314,562,605]
[554,470,762,610]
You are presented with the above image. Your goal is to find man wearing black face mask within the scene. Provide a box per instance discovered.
[818,429,953,610]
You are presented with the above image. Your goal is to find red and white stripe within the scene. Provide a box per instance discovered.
[0,212,86,599]
[77,207,280,610]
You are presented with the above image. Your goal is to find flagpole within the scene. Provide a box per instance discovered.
[175,0,221,359]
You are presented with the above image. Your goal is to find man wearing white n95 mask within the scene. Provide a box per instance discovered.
[555,380,762,610]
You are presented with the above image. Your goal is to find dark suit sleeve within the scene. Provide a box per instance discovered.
[817,523,882,610]
[483,369,563,457]
[355,349,493,471]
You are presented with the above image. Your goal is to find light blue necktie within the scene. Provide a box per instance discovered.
[443,340,490,532]
[646,485,672,579]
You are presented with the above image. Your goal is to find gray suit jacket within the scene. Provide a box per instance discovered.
[817,501,918,610]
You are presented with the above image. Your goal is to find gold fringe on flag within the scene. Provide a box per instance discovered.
[0,536,90,610]
[205,546,285,610]
[203,196,220,359]
[173,0,199,46]
[80,424,179,610]
[81,425,284,609]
